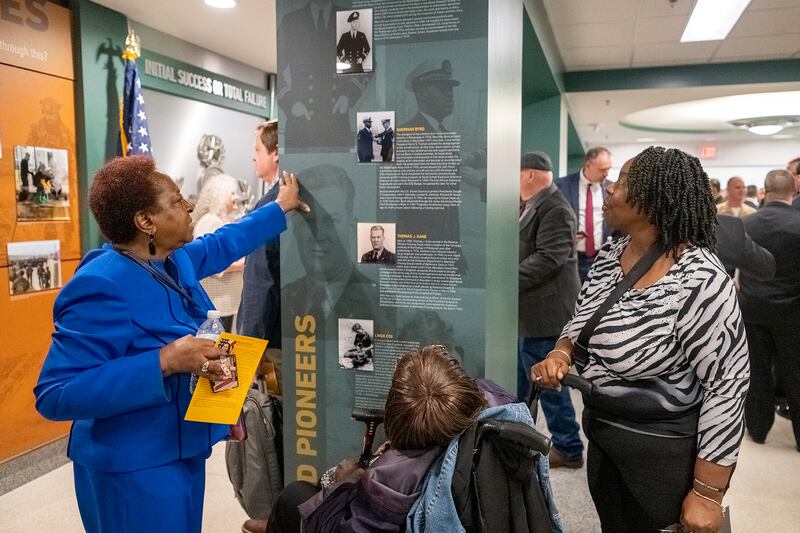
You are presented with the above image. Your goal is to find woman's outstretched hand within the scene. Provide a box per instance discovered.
[275,170,310,214]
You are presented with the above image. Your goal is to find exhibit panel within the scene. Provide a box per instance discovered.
[277,0,521,482]
[0,1,80,461]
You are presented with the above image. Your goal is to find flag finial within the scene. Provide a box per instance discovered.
[123,28,141,61]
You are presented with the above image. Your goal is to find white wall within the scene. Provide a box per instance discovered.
[143,89,263,197]
[605,138,800,187]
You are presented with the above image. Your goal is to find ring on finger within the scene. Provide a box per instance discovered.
[201,361,210,373]
[534,375,543,382]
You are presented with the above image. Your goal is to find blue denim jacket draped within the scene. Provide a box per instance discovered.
[406,401,563,533]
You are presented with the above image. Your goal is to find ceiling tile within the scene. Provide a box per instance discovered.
[748,0,800,9]
[728,7,800,38]
[567,62,634,72]
[714,34,800,59]
[561,45,633,69]
[632,41,719,65]
[634,15,687,43]
[638,0,693,18]
[554,19,636,49]
[543,0,640,25]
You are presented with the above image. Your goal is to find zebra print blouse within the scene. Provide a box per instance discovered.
[561,236,750,466]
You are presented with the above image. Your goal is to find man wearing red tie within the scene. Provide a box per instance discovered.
[556,147,614,282]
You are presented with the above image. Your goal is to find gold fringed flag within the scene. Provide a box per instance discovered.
[119,29,152,157]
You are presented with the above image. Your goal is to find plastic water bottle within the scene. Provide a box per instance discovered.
[197,310,225,341]
[190,310,225,393]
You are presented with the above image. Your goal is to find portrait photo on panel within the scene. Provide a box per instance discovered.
[14,145,70,221]
[357,222,397,265]
[338,318,374,371]
[335,8,373,75]
[7,240,62,296]
[355,111,395,163]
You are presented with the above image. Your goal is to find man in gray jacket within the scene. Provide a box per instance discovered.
[518,151,584,468]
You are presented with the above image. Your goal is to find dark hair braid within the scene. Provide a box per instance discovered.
[627,146,717,259]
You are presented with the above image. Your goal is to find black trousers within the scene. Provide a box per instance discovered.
[744,320,800,448]
[584,417,696,533]
[267,481,319,533]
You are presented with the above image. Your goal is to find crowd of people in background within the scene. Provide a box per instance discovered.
[9,258,54,294]
[519,146,800,531]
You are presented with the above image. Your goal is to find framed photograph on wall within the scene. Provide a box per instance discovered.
[14,145,70,221]
[355,111,395,163]
[7,240,62,296]
[335,8,373,75]
[357,222,397,265]
[338,318,374,371]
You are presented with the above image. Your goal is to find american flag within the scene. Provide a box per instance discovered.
[119,52,152,157]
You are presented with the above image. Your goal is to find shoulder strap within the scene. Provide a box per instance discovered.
[573,241,664,368]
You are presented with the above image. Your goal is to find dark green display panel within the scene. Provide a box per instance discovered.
[277,0,519,483]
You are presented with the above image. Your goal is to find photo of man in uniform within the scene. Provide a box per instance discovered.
[375,118,394,162]
[360,224,396,264]
[336,10,371,74]
[402,59,460,133]
[357,117,374,162]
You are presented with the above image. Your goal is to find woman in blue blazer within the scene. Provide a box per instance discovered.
[34,156,307,532]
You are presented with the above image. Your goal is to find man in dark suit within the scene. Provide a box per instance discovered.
[518,151,584,468]
[739,169,800,451]
[357,117,374,162]
[555,147,614,282]
[336,11,370,74]
[360,225,396,264]
[788,156,800,209]
[716,214,775,279]
[238,120,282,379]
[376,118,394,162]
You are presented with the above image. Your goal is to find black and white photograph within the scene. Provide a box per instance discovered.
[355,111,395,163]
[14,145,70,221]
[338,318,374,371]
[7,240,62,296]
[335,8,373,75]
[357,222,397,265]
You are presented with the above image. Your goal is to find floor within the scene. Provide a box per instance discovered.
[0,390,798,532]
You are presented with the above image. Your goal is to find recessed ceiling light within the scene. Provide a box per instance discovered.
[748,125,784,136]
[205,0,236,8]
[681,0,751,42]
[728,116,800,136]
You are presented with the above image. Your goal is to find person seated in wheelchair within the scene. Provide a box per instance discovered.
[264,345,490,533]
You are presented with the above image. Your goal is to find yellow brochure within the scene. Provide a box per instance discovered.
[184,333,268,425]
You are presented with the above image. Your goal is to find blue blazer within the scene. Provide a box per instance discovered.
[35,202,287,473]
[555,172,614,243]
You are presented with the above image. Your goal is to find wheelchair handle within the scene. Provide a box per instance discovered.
[562,374,595,396]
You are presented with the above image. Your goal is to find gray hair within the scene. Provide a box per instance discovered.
[584,146,610,165]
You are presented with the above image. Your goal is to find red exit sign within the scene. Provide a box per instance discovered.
[700,145,717,159]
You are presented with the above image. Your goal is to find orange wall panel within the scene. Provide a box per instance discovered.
[0,63,81,266]
[0,259,79,462]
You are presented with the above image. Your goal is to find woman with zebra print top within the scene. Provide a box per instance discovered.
[532,147,749,533]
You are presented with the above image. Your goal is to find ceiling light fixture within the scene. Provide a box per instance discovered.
[681,0,751,42]
[205,0,236,8]
[728,116,800,136]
